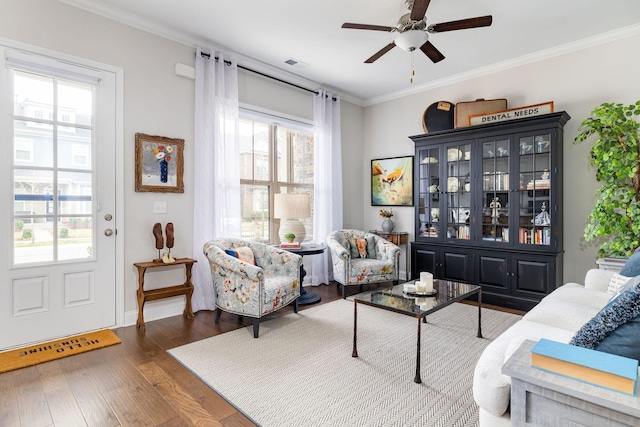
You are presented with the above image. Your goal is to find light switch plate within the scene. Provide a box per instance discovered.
[153,201,167,214]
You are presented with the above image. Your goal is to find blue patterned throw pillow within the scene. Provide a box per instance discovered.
[570,282,640,361]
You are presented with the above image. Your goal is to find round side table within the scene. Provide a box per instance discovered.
[277,244,326,305]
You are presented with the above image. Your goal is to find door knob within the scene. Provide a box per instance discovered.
[104,229,113,236]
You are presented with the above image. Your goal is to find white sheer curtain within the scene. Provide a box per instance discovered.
[191,48,241,312]
[311,90,343,285]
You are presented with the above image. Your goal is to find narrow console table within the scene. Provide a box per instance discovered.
[133,257,196,333]
[369,230,410,280]
[503,339,640,426]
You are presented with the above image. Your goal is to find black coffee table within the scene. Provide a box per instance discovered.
[352,280,482,383]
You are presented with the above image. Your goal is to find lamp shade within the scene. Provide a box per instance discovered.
[394,30,428,52]
[274,193,311,243]
[274,193,311,219]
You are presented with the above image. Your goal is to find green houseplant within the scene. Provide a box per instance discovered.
[574,101,640,257]
[284,232,295,243]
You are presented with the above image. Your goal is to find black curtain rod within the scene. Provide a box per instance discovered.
[199,52,336,101]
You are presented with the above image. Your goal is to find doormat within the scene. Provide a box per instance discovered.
[0,329,121,374]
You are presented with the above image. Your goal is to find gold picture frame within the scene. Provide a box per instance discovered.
[135,133,184,193]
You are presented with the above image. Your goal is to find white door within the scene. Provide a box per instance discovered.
[0,47,118,350]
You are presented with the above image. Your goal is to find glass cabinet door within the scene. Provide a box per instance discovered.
[445,142,472,240]
[481,138,510,243]
[417,147,440,238]
[518,132,552,246]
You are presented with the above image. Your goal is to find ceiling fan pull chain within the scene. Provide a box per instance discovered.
[410,51,415,84]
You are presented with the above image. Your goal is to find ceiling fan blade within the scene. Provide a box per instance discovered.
[342,23,395,32]
[429,15,493,33]
[410,0,431,21]
[420,41,445,63]
[365,42,396,63]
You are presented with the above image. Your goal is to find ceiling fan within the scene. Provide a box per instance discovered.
[342,0,492,64]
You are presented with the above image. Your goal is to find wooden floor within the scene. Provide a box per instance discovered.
[0,283,523,427]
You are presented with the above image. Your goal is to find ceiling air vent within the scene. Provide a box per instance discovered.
[284,58,309,69]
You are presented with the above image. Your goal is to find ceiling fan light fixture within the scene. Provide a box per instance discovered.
[394,30,428,52]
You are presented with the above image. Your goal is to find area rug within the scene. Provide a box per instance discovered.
[168,299,521,427]
[0,329,121,374]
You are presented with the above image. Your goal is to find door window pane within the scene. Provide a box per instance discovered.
[58,217,93,261]
[14,169,53,214]
[14,72,53,119]
[58,132,92,170]
[58,171,92,214]
[12,71,95,265]
[14,217,54,264]
[58,80,92,125]
[14,120,53,167]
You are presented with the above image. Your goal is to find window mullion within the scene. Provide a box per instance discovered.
[52,78,59,260]
[270,125,278,243]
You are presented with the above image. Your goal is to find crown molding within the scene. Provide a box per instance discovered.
[363,23,640,106]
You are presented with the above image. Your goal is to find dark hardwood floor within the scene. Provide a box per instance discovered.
[0,282,523,426]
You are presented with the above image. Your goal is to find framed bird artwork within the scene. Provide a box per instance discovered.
[371,156,414,206]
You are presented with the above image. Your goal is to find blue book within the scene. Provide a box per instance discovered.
[531,338,638,395]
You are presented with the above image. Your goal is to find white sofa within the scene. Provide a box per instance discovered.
[473,268,616,426]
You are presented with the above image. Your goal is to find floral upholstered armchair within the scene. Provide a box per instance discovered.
[203,238,302,338]
[326,229,401,299]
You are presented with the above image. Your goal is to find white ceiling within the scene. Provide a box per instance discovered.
[62,0,640,105]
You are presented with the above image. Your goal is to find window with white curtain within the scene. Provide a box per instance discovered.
[239,109,314,243]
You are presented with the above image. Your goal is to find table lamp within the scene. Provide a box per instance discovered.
[274,193,310,243]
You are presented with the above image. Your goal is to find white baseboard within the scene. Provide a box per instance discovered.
[124,298,187,327]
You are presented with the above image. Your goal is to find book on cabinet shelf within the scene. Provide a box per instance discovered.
[482,228,509,242]
[519,228,550,245]
[456,225,470,239]
[421,229,438,237]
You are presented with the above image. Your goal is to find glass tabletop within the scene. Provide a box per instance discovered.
[354,280,481,318]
